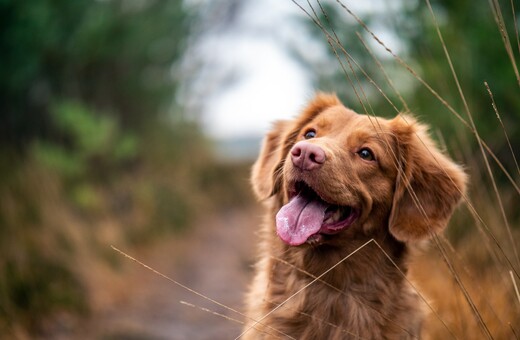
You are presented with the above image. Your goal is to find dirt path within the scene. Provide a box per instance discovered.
[88,207,260,339]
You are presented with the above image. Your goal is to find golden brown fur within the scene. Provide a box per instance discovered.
[243,93,467,339]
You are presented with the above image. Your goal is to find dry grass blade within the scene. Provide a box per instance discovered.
[425,0,520,283]
[178,301,286,339]
[179,301,245,326]
[319,3,375,113]
[355,31,410,113]
[484,81,520,176]
[111,246,237,315]
[271,256,424,339]
[426,0,520,287]
[404,5,494,339]
[235,239,375,339]
[511,0,520,58]
[509,322,520,339]
[110,246,230,310]
[328,0,520,196]
[299,0,370,116]
[110,246,293,339]
[263,298,368,339]
[370,240,459,339]
[311,0,407,117]
[300,0,413,190]
[489,0,520,87]
[482,141,520,195]
[311,0,406,149]
[481,82,520,270]
[511,271,520,305]
[465,192,520,280]
[431,233,493,339]
[438,234,505,324]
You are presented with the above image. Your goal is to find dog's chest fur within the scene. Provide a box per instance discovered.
[243,228,423,339]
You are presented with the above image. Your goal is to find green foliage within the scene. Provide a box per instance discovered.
[33,142,84,180]
[305,0,520,155]
[34,101,138,180]
[0,0,191,148]
[297,2,414,118]
[296,2,382,109]
[32,100,138,212]
[402,0,520,149]
[0,162,88,336]
[0,0,201,336]
[0,255,87,333]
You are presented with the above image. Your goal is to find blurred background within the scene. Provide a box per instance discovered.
[1,0,519,338]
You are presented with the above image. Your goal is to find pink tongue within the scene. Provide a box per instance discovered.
[276,194,329,246]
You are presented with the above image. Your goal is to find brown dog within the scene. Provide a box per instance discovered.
[243,93,467,339]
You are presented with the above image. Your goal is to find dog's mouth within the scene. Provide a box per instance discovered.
[276,181,359,246]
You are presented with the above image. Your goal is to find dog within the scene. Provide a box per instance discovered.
[242,93,467,339]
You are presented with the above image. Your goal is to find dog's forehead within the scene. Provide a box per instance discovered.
[310,105,356,130]
[315,106,391,134]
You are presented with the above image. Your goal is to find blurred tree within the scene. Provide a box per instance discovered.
[0,0,191,149]
[0,0,200,335]
[301,0,520,155]
[402,0,520,151]
[295,1,414,116]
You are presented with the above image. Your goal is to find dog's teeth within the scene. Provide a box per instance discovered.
[324,209,342,224]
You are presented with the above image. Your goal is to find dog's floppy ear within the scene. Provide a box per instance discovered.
[388,115,467,242]
[251,120,291,200]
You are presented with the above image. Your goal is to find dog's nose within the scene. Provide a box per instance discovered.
[290,141,326,171]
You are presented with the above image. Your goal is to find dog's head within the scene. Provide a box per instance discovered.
[252,93,467,246]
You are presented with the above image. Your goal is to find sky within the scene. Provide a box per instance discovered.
[184,0,405,141]
[188,0,314,140]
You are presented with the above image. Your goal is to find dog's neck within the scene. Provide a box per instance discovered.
[270,229,408,291]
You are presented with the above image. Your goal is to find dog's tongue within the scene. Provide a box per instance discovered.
[276,194,329,246]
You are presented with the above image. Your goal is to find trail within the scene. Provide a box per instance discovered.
[89,207,259,340]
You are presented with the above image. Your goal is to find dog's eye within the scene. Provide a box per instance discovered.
[358,148,375,161]
[304,129,316,139]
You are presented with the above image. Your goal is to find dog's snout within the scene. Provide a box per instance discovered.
[290,141,326,171]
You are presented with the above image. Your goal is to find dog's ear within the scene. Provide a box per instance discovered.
[251,120,291,200]
[251,93,342,200]
[388,115,467,242]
